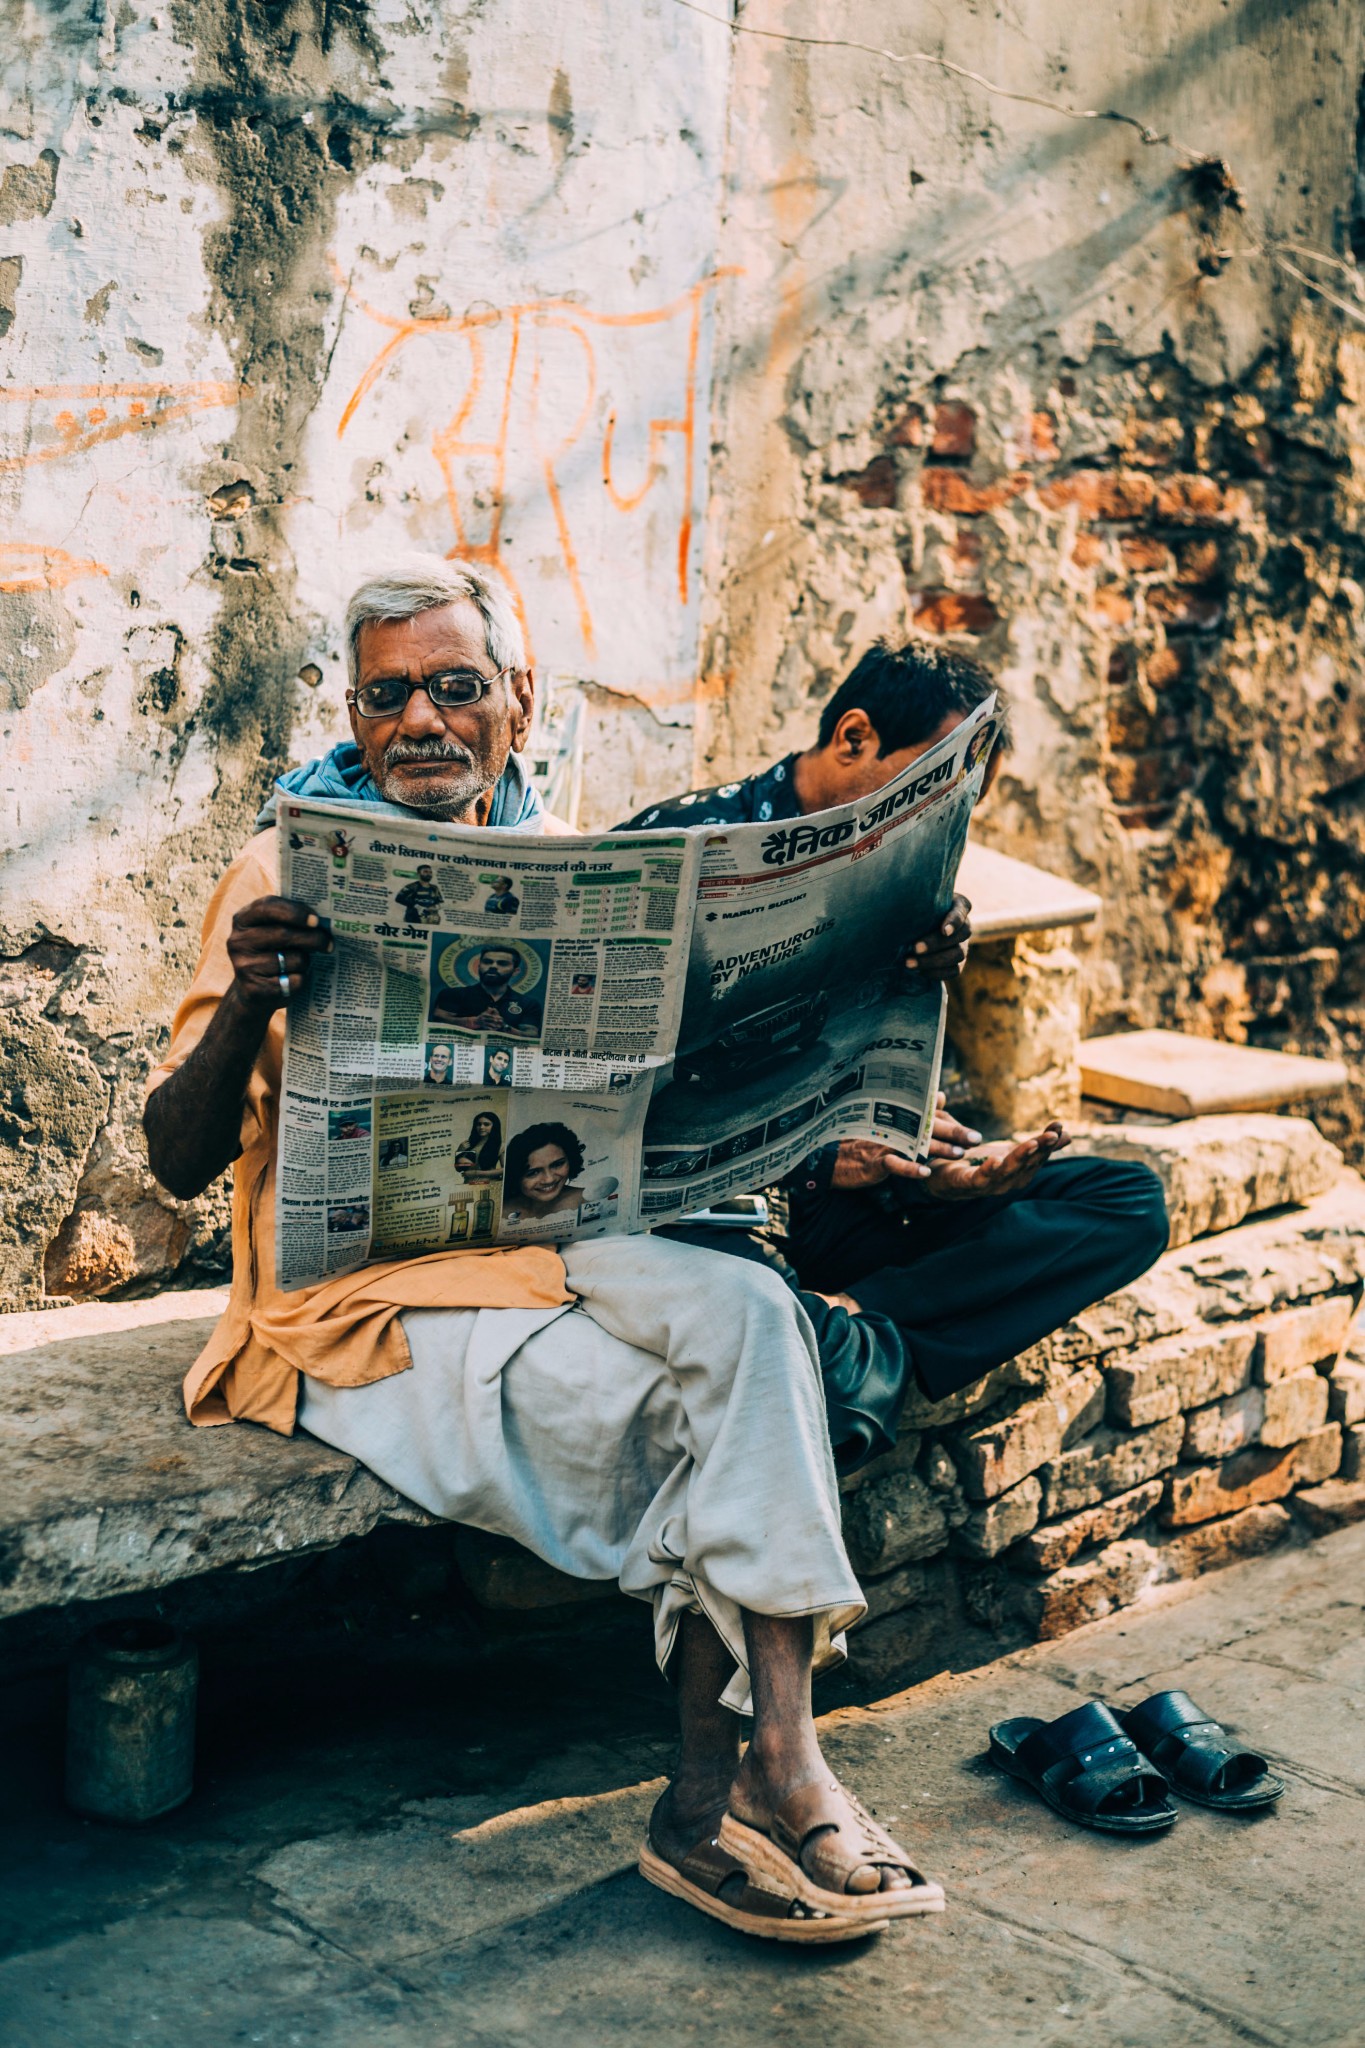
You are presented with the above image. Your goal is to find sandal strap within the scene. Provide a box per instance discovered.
[770,1780,921,1883]
[674,1834,801,1920]
[1015,1699,1131,1775]
[1017,1702,1169,1817]
[1122,1691,1268,1796]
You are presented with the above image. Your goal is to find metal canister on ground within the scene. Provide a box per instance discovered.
[65,1619,198,1823]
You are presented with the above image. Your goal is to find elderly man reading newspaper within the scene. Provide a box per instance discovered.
[625,641,1169,1467]
[144,555,951,1944]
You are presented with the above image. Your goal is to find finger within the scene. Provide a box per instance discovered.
[933,1107,982,1144]
[883,1150,932,1178]
[230,924,334,956]
[909,945,968,980]
[233,896,331,932]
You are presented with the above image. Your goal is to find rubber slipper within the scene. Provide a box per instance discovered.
[717,1779,945,1920]
[1116,1690,1284,1811]
[989,1699,1178,1834]
[638,1831,889,1943]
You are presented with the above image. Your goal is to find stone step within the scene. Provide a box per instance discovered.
[1079,1028,1349,1116]
[958,841,1101,939]
[1067,1112,1342,1248]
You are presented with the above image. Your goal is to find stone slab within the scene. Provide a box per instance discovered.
[1162,1424,1342,1526]
[1254,1293,1355,1382]
[957,840,1101,938]
[1079,1028,1349,1115]
[1106,1324,1256,1427]
[1038,1413,1185,1519]
[1021,1503,1291,1638]
[1067,1113,1343,1247]
[1293,1479,1365,1531]
[953,1474,1041,1559]
[1010,1477,1164,1574]
[0,1293,431,1619]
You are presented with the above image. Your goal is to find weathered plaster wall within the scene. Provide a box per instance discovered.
[1,0,730,1305]
[699,0,1365,1157]
[2,0,1364,1306]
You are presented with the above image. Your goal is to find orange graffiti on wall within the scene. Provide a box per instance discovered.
[0,380,241,475]
[0,543,110,593]
[0,378,241,591]
[336,272,739,657]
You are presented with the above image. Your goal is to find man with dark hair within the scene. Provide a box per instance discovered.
[430,944,543,1038]
[623,638,1169,1468]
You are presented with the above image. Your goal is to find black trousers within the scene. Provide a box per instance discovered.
[661,1158,1169,1469]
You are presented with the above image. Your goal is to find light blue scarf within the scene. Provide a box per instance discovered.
[256,743,545,834]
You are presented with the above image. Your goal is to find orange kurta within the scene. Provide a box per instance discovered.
[146,833,571,1435]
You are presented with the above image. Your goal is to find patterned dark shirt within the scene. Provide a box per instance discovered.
[618,756,843,1199]
[620,754,803,831]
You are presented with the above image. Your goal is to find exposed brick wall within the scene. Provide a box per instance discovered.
[807,327,1365,1157]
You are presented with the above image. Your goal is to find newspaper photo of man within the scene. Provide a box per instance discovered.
[428,936,546,1040]
[423,1042,454,1086]
[394,863,445,925]
[484,873,520,915]
[501,1121,585,1222]
[485,1046,513,1086]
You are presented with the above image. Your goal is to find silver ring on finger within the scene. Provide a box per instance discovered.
[277,952,291,999]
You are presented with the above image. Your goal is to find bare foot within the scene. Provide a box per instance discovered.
[727,1732,915,1896]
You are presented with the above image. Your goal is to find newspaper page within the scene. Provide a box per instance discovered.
[274,699,997,1288]
[275,812,700,1286]
[635,697,996,1221]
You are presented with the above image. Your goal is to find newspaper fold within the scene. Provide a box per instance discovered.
[274,698,997,1288]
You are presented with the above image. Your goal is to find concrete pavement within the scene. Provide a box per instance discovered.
[1,1523,1361,2047]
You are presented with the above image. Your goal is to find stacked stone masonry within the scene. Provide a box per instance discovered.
[835,1117,1365,1670]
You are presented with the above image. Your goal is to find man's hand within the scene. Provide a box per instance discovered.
[827,1094,982,1189]
[904,893,971,983]
[925,1122,1070,1202]
[227,896,333,1013]
[145,897,332,1202]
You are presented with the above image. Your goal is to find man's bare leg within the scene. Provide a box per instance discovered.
[648,1610,911,1897]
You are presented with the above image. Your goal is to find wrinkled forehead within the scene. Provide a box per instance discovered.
[355,600,488,679]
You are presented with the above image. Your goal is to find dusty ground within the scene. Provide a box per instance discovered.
[0,1524,1361,2048]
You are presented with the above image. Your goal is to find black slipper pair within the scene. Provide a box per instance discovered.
[988,1690,1285,1834]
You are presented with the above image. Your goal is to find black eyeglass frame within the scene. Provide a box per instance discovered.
[346,664,517,721]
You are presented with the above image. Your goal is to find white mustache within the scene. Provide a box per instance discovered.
[383,738,473,768]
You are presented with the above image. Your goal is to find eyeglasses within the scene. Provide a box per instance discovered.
[347,665,515,721]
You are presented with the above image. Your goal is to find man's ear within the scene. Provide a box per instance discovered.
[830,707,880,761]
[508,667,535,751]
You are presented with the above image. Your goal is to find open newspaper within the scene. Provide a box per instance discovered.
[274,698,998,1289]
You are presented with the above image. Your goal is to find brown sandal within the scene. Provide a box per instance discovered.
[639,1830,890,1944]
[717,1779,945,1920]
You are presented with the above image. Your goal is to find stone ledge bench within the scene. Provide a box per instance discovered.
[3,1117,1364,1682]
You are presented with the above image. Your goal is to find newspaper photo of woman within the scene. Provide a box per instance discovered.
[454,1111,503,1179]
[502,1122,586,1222]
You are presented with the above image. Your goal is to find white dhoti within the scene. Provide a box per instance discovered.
[298,1235,865,1710]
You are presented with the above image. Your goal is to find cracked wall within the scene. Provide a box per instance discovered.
[3,0,1365,1305]
[701,0,1365,1159]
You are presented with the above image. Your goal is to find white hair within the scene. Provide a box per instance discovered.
[344,554,526,686]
